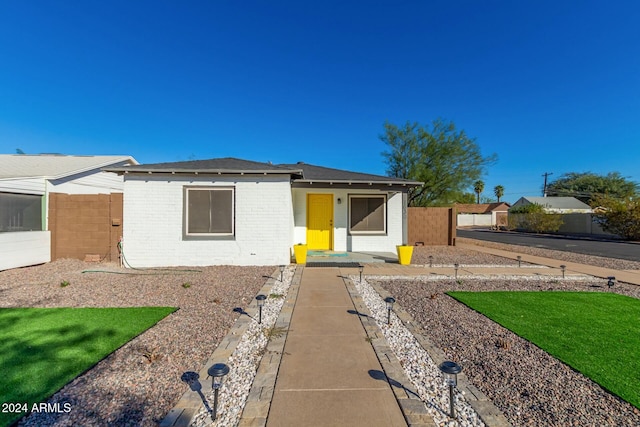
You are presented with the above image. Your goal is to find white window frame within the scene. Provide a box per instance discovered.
[184,186,235,237]
[348,194,387,235]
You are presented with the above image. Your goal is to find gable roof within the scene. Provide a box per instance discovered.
[106,157,302,176]
[280,162,422,186]
[0,154,137,179]
[455,202,510,214]
[512,196,591,210]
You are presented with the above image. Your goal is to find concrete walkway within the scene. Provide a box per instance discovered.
[266,267,408,427]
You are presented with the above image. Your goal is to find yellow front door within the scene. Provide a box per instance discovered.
[307,194,333,250]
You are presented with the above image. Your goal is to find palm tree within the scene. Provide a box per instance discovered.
[494,185,504,202]
[473,180,485,204]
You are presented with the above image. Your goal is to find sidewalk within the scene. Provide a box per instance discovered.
[456,242,640,285]
[265,267,409,427]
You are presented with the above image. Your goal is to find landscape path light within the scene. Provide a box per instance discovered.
[454,263,459,279]
[279,265,285,282]
[439,361,462,419]
[560,265,566,278]
[517,255,522,268]
[359,264,364,282]
[607,276,616,290]
[208,362,230,421]
[256,294,267,324]
[429,255,433,268]
[384,296,395,325]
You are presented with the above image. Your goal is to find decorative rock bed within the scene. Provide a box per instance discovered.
[372,275,640,427]
[190,266,295,427]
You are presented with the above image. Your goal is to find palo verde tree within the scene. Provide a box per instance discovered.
[473,180,485,204]
[494,185,504,202]
[546,172,638,204]
[381,119,496,206]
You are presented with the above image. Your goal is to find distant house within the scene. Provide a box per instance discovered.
[0,154,137,270]
[510,197,592,213]
[456,202,510,228]
[106,158,421,267]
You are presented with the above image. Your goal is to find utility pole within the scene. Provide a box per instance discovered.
[542,172,553,197]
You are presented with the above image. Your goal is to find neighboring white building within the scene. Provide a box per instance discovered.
[510,196,592,213]
[0,154,137,270]
[107,158,421,267]
[455,202,511,228]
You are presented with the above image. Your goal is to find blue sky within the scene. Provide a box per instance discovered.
[1,1,638,204]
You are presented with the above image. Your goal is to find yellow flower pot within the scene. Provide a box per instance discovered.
[396,245,414,265]
[293,244,308,264]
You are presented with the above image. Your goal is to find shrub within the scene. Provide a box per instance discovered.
[592,195,640,240]
[508,203,563,233]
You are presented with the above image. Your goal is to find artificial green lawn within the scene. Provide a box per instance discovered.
[448,291,640,409]
[0,307,176,427]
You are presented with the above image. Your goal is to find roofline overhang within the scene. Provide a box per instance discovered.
[102,166,423,187]
[48,156,138,179]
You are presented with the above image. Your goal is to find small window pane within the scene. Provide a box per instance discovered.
[210,190,233,233]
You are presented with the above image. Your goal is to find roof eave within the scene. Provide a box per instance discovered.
[294,179,423,187]
[105,168,303,176]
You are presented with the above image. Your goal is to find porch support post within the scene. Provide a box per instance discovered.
[402,192,408,244]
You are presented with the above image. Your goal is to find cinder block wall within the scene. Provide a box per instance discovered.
[408,207,456,245]
[49,193,122,261]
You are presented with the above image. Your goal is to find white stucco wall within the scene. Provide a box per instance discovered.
[122,175,293,267]
[457,213,493,227]
[292,188,404,253]
[0,231,51,271]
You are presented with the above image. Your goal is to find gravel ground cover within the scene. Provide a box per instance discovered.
[0,259,273,427]
[411,245,526,266]
[373,246,640,427]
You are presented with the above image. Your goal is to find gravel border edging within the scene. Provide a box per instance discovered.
[159,266,299,427]
[236,266,303,427]
[365,279,512,427]
[343,274,435,427]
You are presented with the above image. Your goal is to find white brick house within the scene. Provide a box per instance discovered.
[108,158,420,266]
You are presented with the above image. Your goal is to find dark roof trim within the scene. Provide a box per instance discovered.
[107,168,301,176]
[292,179,419,187]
